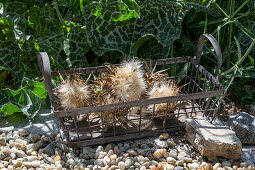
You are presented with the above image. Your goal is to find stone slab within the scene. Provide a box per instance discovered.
[227,112,255,144]
[185,116,242,159]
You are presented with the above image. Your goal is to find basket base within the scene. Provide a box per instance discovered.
[64,101,203,147]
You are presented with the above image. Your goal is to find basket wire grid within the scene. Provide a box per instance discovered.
[38,34,224,147]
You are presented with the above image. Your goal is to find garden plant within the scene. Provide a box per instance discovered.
[0,0,254,119]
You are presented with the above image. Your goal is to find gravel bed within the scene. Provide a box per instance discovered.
[0,129,254,170]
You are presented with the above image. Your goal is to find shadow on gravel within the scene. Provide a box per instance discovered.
[0,109,60,135]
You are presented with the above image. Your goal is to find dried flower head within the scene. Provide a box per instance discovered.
[111,60,147,102]
[144,62,169,91]
[148,80,180,115]
[91,72,126,127]
[56,75,90,110]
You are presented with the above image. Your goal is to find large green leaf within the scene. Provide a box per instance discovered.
[0,88,41,118]
[65,27,89,67]
[0,79,47,118]
[29,4,62,37]
[83,0,185,58]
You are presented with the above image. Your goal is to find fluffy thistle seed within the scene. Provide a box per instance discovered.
[111,60,147,102]
[56,75,90,110]
[148,80,180,115]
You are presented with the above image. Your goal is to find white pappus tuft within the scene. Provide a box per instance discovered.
[112,60,147,102]
[148,80,180,114]
[57,76,90,110]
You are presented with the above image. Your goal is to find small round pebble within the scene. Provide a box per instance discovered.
[187,162,199,169]
[213,162,222,169]
[118,161,125,170]
[167,138,176,147]
[125,158,133,168]
[176,160,184,166]
[140,165,147,170]
[240,162,248,168]
[0,129,254,170]
[206,163,213,170]
[110,154,117,160]
[167,157,176,165]
[183,157,193,163]
[127,149,137,156]
[159,133,170,140]
[222,161,232,167]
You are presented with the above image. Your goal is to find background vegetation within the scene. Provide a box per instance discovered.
[0,0,254,118]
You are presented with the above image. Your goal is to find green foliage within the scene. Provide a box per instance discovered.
[0,0,187,117]
[0,0,255,118]
[0,78,47,118]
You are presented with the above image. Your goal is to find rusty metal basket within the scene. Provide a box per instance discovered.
[38,34,224,147]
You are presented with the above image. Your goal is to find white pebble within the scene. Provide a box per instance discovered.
[167,157,176,165]
[104,156,110,163]
[7,165,14,169]
[200,162,207,167]
[16,150,26,157]
[142,162,150,168]
[169,150,178,159]
[240,163,248,168]
[56,164,62,170]
[127,149,138,156]
[118,161,125,170]
[31,161,41,167]
[166,164,175,170]
[10,153,16,159]
[213,162,221,169]
[174,166,184,170]
[15,139,28,145]
[102,165,109,170]
[134,162,141,168]
[69,159,75,166]
[140,166,147,170]
[187,163,199,169]
[96,146,104,153]
[177,152,187,160]
[23,162,32,167]
[150,165,157,169]
[110,154,117,160]
[67,152,75,159]
[108,149,114,156]
[150,160,158,166]
[26,156,37,162]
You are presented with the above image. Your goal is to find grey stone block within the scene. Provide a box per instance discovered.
[227,112,255,144]
[185,116,242,159]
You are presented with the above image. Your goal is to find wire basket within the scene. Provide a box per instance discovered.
[38,34,224,147]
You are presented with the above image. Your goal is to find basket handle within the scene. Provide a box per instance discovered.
[195,33,222,81]
[38,52,53,101]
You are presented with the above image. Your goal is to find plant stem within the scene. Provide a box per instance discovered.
[54,0,69,27]
[222,38,255,76]
[215,3,229,18]
[226,0,235,69]
[170,44,174,76]
[231,0,250,18]
[203,14,208,33]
